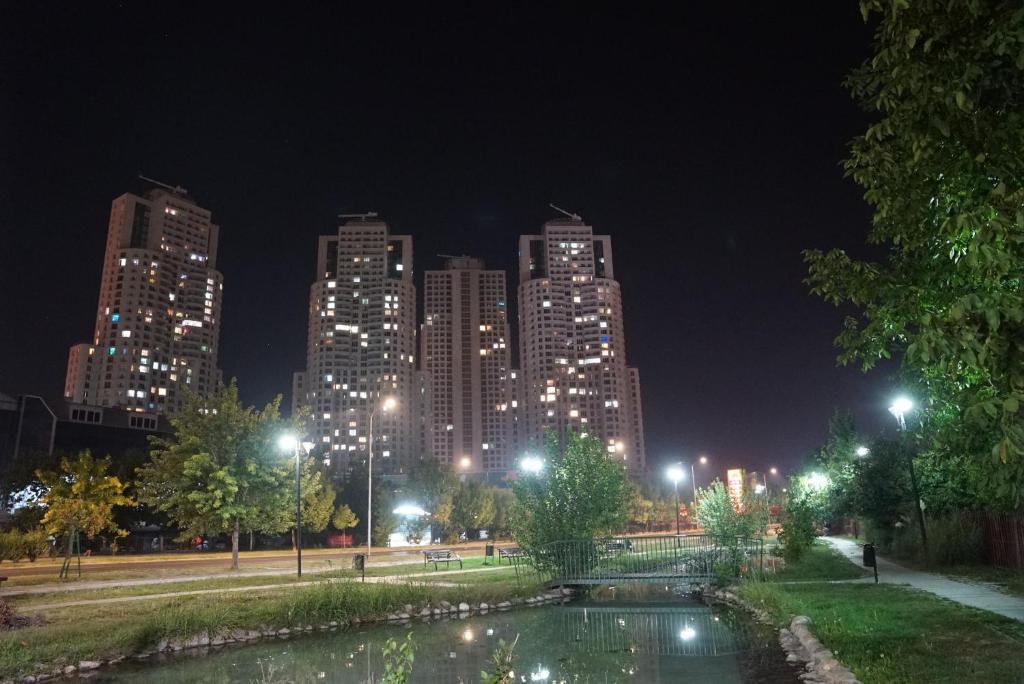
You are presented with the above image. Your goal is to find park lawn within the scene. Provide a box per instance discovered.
[0,575,540,680]
[739,581,1024,684]
[8,559,517,609]
[767,541,870,582]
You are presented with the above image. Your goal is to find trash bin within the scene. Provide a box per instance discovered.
[485,543,495,559]
[862,543,876,568]
[353,553,366,572]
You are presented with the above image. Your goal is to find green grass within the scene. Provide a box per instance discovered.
[738,581,1024,684]
[7,559,517,609]
[0,576,540,680]
[767,541,870,582]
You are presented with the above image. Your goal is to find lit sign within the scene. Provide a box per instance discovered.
[727,468,745,511]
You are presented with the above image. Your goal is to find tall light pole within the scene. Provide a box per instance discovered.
[666,465,684,535]
[367,396,397,559]
[889,396,928,552]
[278,434,315,577]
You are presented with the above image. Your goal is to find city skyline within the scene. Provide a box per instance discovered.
[2,4,896,476]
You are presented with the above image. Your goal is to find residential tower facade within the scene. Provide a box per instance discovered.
[64,183,223,414]
[517,215,645,474]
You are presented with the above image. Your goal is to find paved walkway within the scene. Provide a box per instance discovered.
[823,536,1024,622]
[14,565,513,612]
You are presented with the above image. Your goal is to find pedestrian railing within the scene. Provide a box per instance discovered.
[510,534,764,587]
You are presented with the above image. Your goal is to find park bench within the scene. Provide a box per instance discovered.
[603,540,627,553]
[423,549,463,570]
[497,546,524,564]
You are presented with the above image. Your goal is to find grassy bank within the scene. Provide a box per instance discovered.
[0,575,539,680]
[741,541,1024,683]
[769,541,870,581]
[6,558,517,609]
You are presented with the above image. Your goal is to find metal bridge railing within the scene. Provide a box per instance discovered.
[510,534,764,587]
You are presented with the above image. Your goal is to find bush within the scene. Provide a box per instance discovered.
[0,529,52,564]
[889,512,984,566]
[779,497,816,563]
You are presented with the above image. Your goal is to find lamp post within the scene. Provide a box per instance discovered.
[666,465,684,535]
[367,396,397,560]
[278,434,315,577]
[889,396,927,552]
[520,455,544,475]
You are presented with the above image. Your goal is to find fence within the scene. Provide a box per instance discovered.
[510,534,764,587]
[973,511,1024,571]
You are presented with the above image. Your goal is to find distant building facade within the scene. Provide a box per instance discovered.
[293,215,418,474]
[421,257,513,473]
[64,183,223,415]
[517,215,645,474]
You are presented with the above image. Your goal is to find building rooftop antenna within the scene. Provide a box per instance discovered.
[549,203,582,221]
[138,175,189,196]
[338,212,379,221]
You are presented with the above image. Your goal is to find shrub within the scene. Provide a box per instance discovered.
[779,496,816,563]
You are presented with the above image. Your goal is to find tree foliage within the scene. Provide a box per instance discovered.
[510,431,631,552]
[136,382,292,568]
[331,503,359,533]
[451,479,495,537]
[36,451,133,559]
[804,1,1024,506]
[695,481,761,542]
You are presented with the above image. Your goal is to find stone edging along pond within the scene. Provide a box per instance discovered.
[1,588,578,684]
[709,588,860,684]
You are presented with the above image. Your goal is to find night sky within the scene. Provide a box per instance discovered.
[0,4,900,478]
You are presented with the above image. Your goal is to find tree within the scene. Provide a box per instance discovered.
[626,483,655,531]
[36,451,133,572]
[451,480,496,539]
[136,382,292,569]
[257,460,336,547]
[403,459,457,538]
[804,1,1024,507]
[490,488,515,539]
[694,481,759,542]
[332,504,359,536]
[510,431,631,553]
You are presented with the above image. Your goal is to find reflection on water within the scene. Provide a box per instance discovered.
[95,585,798,683]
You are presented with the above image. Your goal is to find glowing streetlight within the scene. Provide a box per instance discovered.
[367,396,397,559]
[855,446,870,457]
[520,455,544,474]
[888,394,927,551]
[769,467,778,475]
[393,504,428,517]
[679,625,696,641]
[279,433,315,577]
[666,465,685,535]
[459,456,472,469]
[888,396,913,430]
[806,472,830,491]
[699,455,708,465]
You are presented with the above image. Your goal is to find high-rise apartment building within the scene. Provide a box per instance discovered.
[64,183,223,414]
[293,215,417,474]
[421,257,513,473]
[517,215,645,474]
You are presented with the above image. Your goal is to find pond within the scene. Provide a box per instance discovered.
[93,585,799,683]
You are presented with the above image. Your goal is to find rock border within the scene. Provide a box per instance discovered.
[0,587,576,683]
[709,588,860,684]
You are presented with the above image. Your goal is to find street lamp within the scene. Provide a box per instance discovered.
[278,434,315,577]
[889,396,928,551]
[666,465,685,535]
[520,455,544,474]
[367,396,397,559]
[855,446,870,457]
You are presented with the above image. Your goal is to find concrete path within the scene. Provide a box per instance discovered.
[15,565,513,612]
[823,536,1024,622]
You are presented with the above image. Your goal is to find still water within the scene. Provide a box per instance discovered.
[95,585,799,683]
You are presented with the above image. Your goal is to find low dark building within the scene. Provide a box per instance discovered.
[0,391,172,504]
